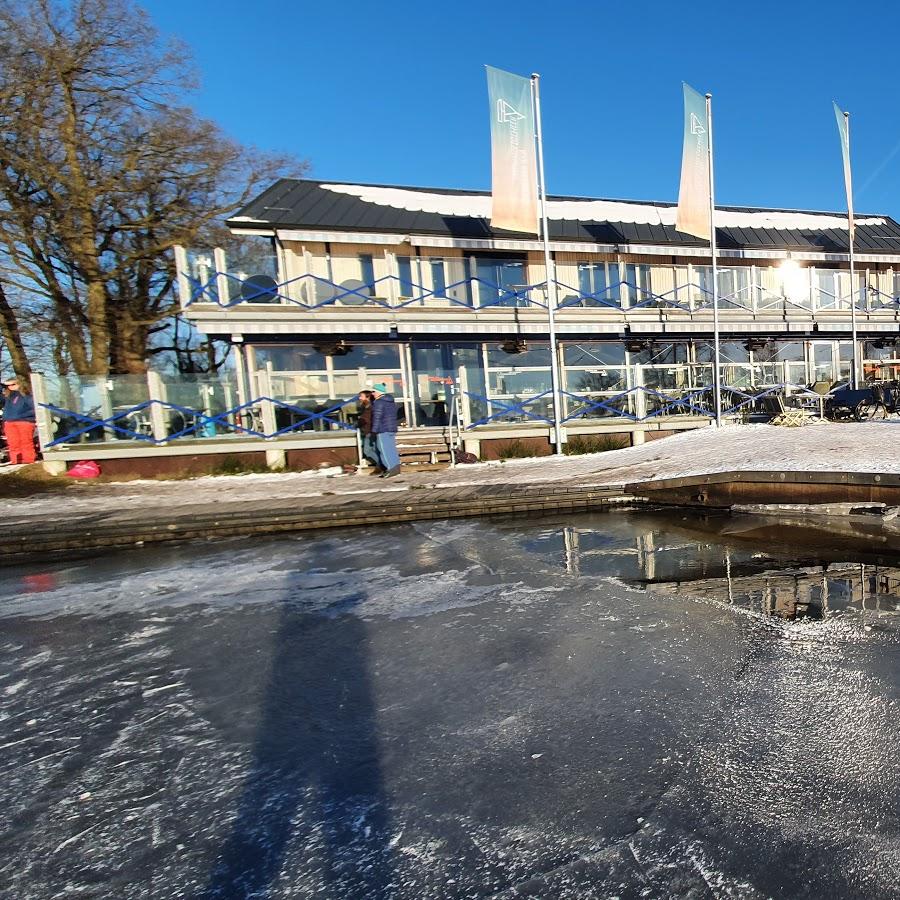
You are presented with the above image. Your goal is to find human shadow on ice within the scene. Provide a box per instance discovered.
[200,588,393,898]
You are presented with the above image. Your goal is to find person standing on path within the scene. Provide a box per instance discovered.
[370,383,401,478]
[1,376,37,465]
[356,390,383,474]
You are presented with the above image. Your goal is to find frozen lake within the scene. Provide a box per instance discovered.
[3,509,900,898]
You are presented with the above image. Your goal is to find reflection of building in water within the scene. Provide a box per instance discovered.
[556,522,900,622]
[649,560,900,621]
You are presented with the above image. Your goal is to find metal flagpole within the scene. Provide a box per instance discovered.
[705,93,722,426]
[531,72,564,454]
[844,110,859,389]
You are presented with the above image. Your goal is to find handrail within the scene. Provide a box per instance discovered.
[182,269,900,315]
[40,396,358,447]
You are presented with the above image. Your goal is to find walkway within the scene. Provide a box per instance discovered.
[4,422,900,563]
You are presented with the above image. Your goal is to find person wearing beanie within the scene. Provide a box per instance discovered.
[369,383,401,477]
[1,376,37,465]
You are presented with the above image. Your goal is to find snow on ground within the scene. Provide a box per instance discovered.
[1,422,898,519]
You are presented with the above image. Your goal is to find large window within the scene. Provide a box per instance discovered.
[562,342,630,419]
[484,343,553,421]
[475,258,528,307]
[575,261,622,307]
[814,269,864,310]
[695,266,750,309]
[625,264,652,305]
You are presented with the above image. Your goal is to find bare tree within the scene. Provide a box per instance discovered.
[0,0,303,379]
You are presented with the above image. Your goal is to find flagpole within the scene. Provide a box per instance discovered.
[844,109,859,389]
[531,72,564,454]
[706,93,722,426]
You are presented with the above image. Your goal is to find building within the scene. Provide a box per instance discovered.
[34,178,900,471]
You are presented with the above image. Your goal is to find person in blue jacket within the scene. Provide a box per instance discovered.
[1,376,37,465]
[369,383,401,477]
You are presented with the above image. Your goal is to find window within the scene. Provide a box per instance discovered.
[358,254,376,295]
[576,262,621,307]
[625,264,652,305]
[717,267,750,308]
[430,259,447,298]
[815,269,839,309]
[475,258,528,307]
[563,343,626,367]
[396,256,414,296]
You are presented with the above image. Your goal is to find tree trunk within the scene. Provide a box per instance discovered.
[0,280,31,380]
[110,316,149,375]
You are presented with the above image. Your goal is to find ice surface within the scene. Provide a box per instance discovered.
[3,511,900,898]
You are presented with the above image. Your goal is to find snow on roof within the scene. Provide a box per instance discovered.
[321,183,884,232]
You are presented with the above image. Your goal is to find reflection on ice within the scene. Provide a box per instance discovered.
[4,510,900,898]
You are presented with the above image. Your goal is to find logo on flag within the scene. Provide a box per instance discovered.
[497,99,525,124]
[690,112,706,136]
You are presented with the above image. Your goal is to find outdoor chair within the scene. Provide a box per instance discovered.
[770,395,808,427]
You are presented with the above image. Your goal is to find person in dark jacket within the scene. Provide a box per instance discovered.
[356,390,383,473]
[1,376,37,465]
[369,383,401,477]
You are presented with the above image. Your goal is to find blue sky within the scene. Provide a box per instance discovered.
[141,0,900,216]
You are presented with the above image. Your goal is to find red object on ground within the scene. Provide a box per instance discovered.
[4,420,36,464]
[66,460,101,478]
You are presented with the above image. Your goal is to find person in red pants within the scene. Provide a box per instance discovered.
[1,376,36,465]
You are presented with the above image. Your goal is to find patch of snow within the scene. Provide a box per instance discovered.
[6,423,900,525]
[321,183,882,232]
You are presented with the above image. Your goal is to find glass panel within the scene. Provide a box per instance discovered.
[43,375,151,444]
[159,373,239,438]
[410,343,454,425]
[816,270,837,309]
[577,262,592,299]
[563,343,626,367]
[564,368,627,393]
[696,340,749,365]
[642,366,691,390]
[625,264,651,305]
[397,256,415,297]
[253,344,321,371]
[224,237,279,305]
[266,372,346,432]
[359,254,376,296]
[811,343,837,384]
[185,249,219,304]
[695,266,713,306]
[430,259,447,297]
[718,267,750,308]
[330,344,402,371]
[475,259,528,307]
[630,342,689,366]
[607,263,622,307]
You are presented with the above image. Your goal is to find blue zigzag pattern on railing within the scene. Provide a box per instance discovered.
[40,397,358,447]
[184,269,897,314]
[462,382,838,429]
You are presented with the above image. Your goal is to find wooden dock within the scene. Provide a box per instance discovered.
[3,481,634,565]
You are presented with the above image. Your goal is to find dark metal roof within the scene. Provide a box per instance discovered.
[228,178,900,254]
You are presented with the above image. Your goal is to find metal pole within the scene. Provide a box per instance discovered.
[706,93,722,427]
[531,73,565,454]
[845,110,859,389]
